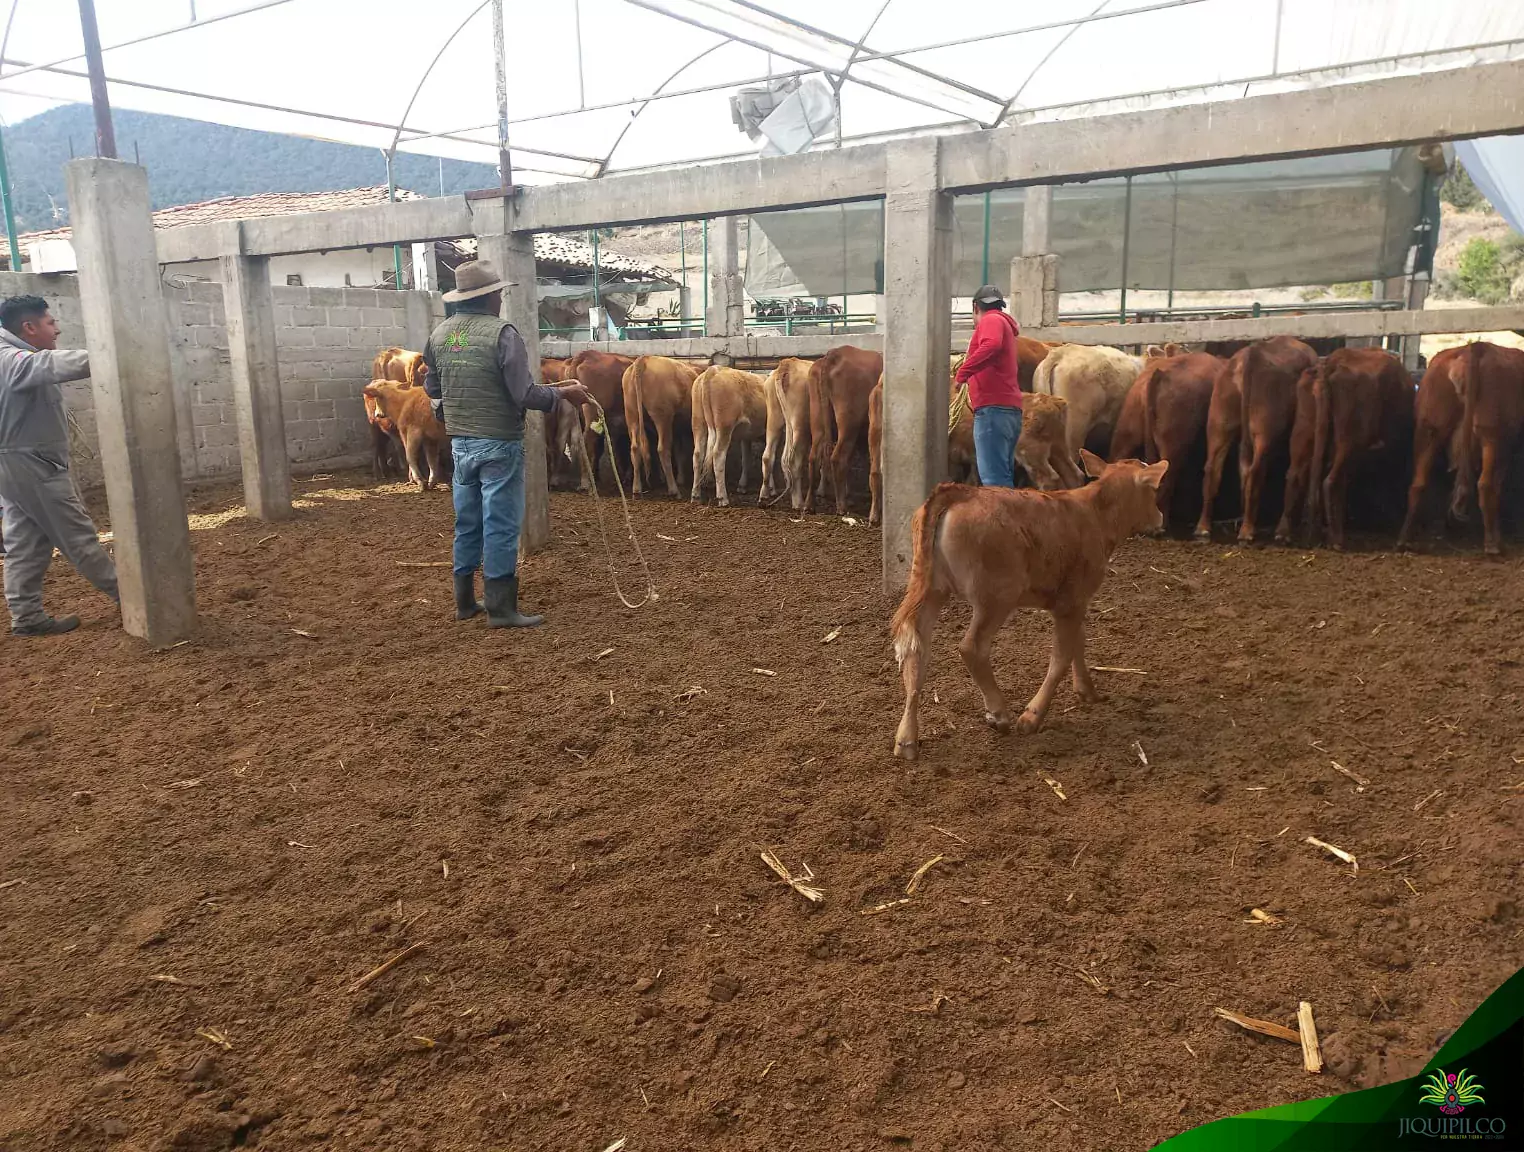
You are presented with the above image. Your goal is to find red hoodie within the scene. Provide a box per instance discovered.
[955,309,1023,410]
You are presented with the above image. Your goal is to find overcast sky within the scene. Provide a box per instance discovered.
[0,0,1518,182]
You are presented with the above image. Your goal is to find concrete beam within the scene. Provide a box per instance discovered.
[1010,255,1058,328]
[477,214,550,556]
[221,253,292,521]
[157,195,476,265]
[1022,305,1524,346]
[881,138,954,591]
[539,332,884,362]
[65,158,197,646]
[941,59,1524,191]
[512,146,888,233]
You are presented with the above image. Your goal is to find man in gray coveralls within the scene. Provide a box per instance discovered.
[0,295,118,636]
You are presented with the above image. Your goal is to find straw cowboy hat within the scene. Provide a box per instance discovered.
[443,259,508,302]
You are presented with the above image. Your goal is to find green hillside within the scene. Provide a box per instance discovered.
[2,104,499,233]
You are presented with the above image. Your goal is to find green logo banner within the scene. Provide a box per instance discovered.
[1155,967,1522,1150]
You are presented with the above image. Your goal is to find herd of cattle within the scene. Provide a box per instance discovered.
[358,334,1524,554]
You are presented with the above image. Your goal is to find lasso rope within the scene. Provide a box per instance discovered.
[581,399,659,609]
[949,382,971,434]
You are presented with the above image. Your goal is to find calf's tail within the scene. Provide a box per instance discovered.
[1139,364,1164,464]
[1239,341,1263,433]
[890,484,978,665]
[1453,341,1486,509]
[1306,360,1334,532]
[623,360,649,483]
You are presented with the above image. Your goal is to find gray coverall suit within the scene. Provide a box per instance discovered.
[0,327,118,629]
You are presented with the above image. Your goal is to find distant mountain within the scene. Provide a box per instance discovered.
[1,104,500,233]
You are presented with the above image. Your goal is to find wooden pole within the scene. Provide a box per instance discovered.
[77,0,118,159]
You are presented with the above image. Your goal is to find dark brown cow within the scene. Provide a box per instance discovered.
[809,345,883,515]
[1451,341,1524,555]
[563,350,635,487]
[1195,336,1318,543]
[1107,373,1147,461]
[1398,346,1469,547]
[1138,352,1222,525]
[1292,347,1413,550]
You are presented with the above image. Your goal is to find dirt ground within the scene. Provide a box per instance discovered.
[1,470,1521,1152]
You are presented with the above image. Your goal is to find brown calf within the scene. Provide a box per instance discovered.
[1016,393,1083,491]
[1294,347,1413,549]
[890,451,1168,759]
[1195,336,1318,542]
[365,347,426,480]
[1017,336,1056,393]
[759,357,814,510]
[1397,346,1468,547]
[809,345,883,514]
[691,366,768,506]
[362,381,447,491]
[623,355,699,497]
[564,350,634,487]
[1139,352,1222,526]
[1452,341,1524,554]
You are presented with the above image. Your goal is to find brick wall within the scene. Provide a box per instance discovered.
[0,272,443,487]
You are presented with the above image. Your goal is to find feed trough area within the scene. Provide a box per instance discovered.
[1,473,1518,1150]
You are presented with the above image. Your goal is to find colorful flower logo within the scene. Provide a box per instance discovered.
[444,330,469,350]
[1418,1068,1485,1115]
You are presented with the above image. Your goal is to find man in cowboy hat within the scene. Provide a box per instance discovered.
[954,284,1023,487]
[424,259,591,628]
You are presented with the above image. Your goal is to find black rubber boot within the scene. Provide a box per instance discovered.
[484,575,544,629]
[12,614,80,637]
[453,571,484,621]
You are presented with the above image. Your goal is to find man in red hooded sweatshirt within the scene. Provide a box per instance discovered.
[955,284,1023,487]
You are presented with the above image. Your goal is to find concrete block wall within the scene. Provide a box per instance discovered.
[0,272,444,487]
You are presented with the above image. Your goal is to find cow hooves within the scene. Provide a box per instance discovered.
[1016,710,1043,734]
[984,711,1011,735]
[893,740,919,761]
[1485,544,1503,557]
[1192,526,1211,541]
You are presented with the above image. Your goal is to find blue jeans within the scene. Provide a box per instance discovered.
[973,405,1023,488]
[451,437,524,580]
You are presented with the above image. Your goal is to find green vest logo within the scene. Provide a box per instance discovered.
[444,329,470,351]
[1419,1068,1485,1115]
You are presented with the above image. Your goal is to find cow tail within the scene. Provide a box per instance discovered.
[371,349,390,381]
[1306,359,1333,534]
[1454,341,1486,510]
[1034,353,1056,396]
[622,359,648,484]
[890,484,977,665]
[807,355,831,500]
[1239,341,1262,436]
[1140,365,1164,465]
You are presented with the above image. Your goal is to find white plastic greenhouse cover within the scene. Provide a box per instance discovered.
[0,0,1521,182]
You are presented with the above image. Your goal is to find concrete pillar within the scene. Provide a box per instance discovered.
[221,253,292,521]
[705,215,745,346]
[1013,185,1059,328]
[411,242,439,293]
[881,137,953,591]
[403,290,435,352]
[65,158,196,646]
[477,218,549,555]
[1010,254,1059,328]
[1022,185,1053,255]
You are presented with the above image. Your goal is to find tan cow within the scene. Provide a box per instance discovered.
[809,345,883,514]
[1035,344,1143,455]
[361,381,447,491]
[691,366,769,506]
[759,357,814,510]
[890,451,1168,759]
[622,355,699,497]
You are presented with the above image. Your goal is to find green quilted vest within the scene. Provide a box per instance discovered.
[429,311,522,441]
